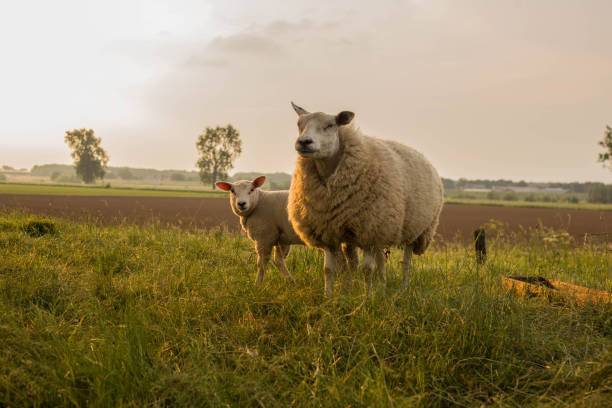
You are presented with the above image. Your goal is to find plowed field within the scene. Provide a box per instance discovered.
[0,194,609,243]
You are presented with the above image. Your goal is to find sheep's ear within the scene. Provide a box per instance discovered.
[335,111,355,126]
[291,101,309,116]
[216,182,232,191]
[252,176,266,188]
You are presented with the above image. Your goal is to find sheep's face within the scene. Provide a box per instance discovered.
[216,176,265,216]
[291,102,354,160]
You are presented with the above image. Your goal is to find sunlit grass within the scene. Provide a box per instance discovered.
[0,212,611,406]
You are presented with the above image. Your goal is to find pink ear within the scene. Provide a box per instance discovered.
[252,176,266,188]
[216,182,232,191]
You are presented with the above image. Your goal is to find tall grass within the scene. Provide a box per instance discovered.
[0,212,610,407]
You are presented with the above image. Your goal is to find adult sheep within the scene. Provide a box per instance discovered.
[288,102,444,296]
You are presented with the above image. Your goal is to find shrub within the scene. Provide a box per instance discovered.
[57,174,77,183]
[21,219,57,237]
[50,171,62,181]
[565,195,580,204]
[0,173,6,181]
[486,191,500,200]
[502,192,519,201]
[587,184,612,204]
[524,193,536,202]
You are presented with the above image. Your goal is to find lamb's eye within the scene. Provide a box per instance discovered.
[249,188,254,194]
[230,188,235,194]
[324,124,334,130]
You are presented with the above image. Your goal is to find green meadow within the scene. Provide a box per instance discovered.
[0,183,223,198]
[0,212,611,407]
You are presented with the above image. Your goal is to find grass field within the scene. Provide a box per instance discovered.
[0,182,224,198]
[1,212,611,406]
[445,197,612,212]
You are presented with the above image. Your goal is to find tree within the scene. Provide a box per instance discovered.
[598,125,612,170]
[170,173,186,182]
[196,125,242,189]
[117,167,135,180]
[64,129,109,184]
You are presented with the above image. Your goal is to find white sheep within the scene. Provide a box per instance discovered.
[216,176,359,285]
[287,103,444,296]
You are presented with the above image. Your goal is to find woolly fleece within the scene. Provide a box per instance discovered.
[288,124,444,254]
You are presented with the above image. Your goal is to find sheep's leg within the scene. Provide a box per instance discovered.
[375,249,387,289]
[255,243,273,285]
[401,246,413,291]
[361,251,375,292]
[323,247,340,297]
[341,243,359,270]
[273,245,296,283]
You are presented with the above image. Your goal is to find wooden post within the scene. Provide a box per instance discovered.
[474,228,486,265]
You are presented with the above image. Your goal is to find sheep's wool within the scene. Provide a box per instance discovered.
[288,125,443,254]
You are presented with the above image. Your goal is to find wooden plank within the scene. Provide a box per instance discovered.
[501,276,612,305]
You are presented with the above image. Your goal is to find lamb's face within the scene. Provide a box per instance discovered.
[291,102,354,160]
[216,176,266,216]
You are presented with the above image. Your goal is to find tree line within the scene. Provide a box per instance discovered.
[24,124,612,192]
[62,126,242,189]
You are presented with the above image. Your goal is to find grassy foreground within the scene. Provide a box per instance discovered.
[0,213,611,407]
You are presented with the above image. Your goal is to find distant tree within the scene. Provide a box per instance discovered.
[196,125,242,189]
[587,183,612,204]
[170,173,186,182]
[597,125,612,170]
[0,173,6,181]
[117,167,135,180]
[64,129,109,184]
[2,165,15,171]
[441,178,456,190]
[50,171,62,181]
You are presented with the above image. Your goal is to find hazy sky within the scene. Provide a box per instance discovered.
[1,0,611,182]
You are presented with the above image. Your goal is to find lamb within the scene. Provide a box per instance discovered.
[216,176,359,285]
[287,102,444,296]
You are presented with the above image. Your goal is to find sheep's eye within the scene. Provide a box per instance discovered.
[249,188,254,194]
[324,123,334,131]
[230,188,235,194]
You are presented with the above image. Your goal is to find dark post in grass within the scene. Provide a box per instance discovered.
[474,228,486,265]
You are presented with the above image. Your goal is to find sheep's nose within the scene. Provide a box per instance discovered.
[238,201,246,208]
[298,139,313,147]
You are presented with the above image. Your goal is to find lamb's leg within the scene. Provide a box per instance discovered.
[375,249,387,288]
[361,250,375,292]
[402,245,413,291]
[341,242,359,270]
[323,247,340,297]
[255,243,272,285]
[274,245,296,283]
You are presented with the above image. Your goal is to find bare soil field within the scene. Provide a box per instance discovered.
[0,193,609,243]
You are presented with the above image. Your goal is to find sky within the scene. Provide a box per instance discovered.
[0,0,611,182]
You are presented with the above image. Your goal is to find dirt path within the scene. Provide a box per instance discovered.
[1,194,609,243]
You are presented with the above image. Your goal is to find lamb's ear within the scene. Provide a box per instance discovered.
[216,181,232,191]
[252,176,266,188]
[335,111,355,126]
[291,101,309,116]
